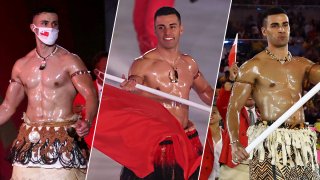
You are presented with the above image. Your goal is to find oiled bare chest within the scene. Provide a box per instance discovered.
[19,58,69,89]
[257,60,306,90]
[144,60,194,95]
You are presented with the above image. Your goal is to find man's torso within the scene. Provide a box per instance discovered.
[131,50,198,127]
[239,52,313,124]
[15,47,77,121]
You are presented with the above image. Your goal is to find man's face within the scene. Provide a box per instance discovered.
[154,14,183,49]
[31,12,59,32]
[261,13,290,48]
[245,97,255,108]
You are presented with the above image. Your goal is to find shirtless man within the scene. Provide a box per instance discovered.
[227,7,320,179]
[0,7,98,179]
[122,7,212,128]
[121,6,213,179]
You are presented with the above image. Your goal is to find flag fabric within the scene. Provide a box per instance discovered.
[93,85,201,179]
[228,33,238,67]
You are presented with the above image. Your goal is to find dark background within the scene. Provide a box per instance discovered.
[0,0,117,179]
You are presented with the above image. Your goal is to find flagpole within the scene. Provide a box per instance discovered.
[245,82,320,153]
[105,74,211,112]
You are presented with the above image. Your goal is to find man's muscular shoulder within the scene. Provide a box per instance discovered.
[60,52,82,64]
[129,51,158,74]
[181,54,197,65]
[237,53,262,84]
[180,54,199,75]
[58,49,87,74]
[136,52,157,64]
[293,56,319,79]
[15,49,35,64]
[140,49,160,63]
[11,51,34,78]
[293,56,315,68]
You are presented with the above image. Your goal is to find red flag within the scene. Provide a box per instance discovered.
[93,85,201,179]
[228,33,238,67]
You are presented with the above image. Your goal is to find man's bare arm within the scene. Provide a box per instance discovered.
[121,58,166,101]
[187,56,213,105]
[192,71,213,106]
[227,83,252,142]
[72,74,98,124]
[120,59,145,92]
[308,64,320,84]
[0,64,25,125]
[68,55,98,135]
[227,82,252,162]
[226,59,256,162]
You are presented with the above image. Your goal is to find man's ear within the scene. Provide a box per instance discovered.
[30,24,36,33]
[180,25,184,35]
[261,26,266,37]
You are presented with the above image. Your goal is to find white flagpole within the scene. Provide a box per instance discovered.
[246,82,320,153]
[105,74,211,112]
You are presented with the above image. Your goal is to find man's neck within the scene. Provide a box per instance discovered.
[36,42,57,57]
[245,106,255,110]
[156,47,180,63]
[266,45,288,59]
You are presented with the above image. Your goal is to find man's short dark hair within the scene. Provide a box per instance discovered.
[261,7,287,27]
[31,6,58,22]
[154,7,181,24]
